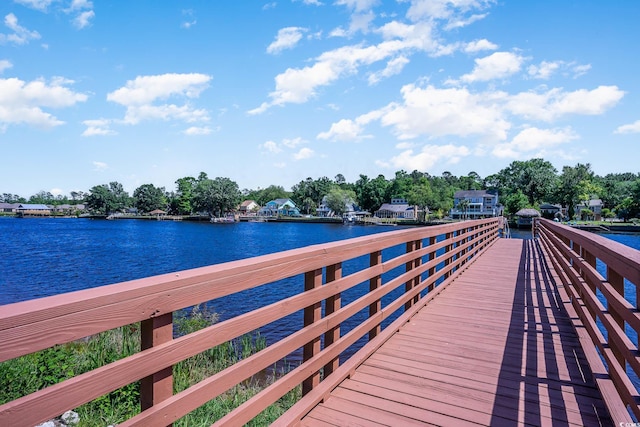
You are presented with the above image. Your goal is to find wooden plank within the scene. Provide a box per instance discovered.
[298,238,615,427]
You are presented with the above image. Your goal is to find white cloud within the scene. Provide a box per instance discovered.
[107,73,212,125]
[336,0,378,12]
[506,85,625,121]
[299,0,323,5]
[293,147,315,160]
[0,13,41,45]
[13,0,54,11]
[93,161,108,171]
[528,60,561,80]
[67,0,93,11]
[380,83,510,140]
[0,59,12,73]
[464,38,497,53]
[368,55,409,85]
[73,10,94,29]
[181,9,196,29]
[614,120,640,134]
[261,140,282,153]
[377,143,470,171]
[405,0,494,24]
[183,126,212,135]
[492,126,578,158]
[318,119,363,141]
[282,137,305,148]
[571,63,591,78]
[0,76,87,129]
[459,51,524,83]
[262,2,277,10]
[82,119,116,136]
[267,27,308,54]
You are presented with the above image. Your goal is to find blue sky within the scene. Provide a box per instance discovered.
[1,0,638,197]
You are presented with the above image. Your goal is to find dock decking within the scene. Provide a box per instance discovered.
[300,238,613,426]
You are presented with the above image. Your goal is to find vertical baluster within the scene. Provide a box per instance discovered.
[302,268,323,396]
[369,250,382,340]
[607,266,626,367]
[323,263,342,378]
[427,236,436,292]
[444,231,453,279]
[140,312,173,423]
[405,241,416,310]
[412,239,422,305]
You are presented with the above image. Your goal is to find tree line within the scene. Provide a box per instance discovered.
[2,158,640,221]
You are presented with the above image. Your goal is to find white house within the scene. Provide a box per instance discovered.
[374,198,419,219]
[450,190,500,219]
[575,199,603,221]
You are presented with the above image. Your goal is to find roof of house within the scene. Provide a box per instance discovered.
[577,199,603,207]
[539,203,561,209]
[0,203,20,209]
[240,200,258,207]
[515,208,541,217]
[18,204,50,210]
[376,203,413,213]
[454,190,497,198]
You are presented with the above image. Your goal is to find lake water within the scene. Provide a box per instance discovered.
[1,217,639,366]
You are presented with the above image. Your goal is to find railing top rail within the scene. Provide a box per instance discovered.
[537,218,640,285]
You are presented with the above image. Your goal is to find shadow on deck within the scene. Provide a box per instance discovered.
[295,239,613,426]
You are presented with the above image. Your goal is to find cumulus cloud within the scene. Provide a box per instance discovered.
[261,140,282,153]
[107,73,212,125]
[380,83,510,140]
[282,137,306,148]
[491,126,578,158]
[464,38,498,53]
[505,85,625,121]
[459,51,524,83]
[614,120,640,134]
[72,10,94,29]
[528,60,561,80]
[0,76,87,129]
[0,13,41,45]
[293,147,315,160]
[267,27,307,54]
[405,0,494,25]
[64,0,95,29]
[377,143,471,171]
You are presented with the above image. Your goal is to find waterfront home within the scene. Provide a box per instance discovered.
[258,198,301,217]
[17,204,51,217]
[374,198,420,220]
[0,203,20,213]
[575,199,603,221]
[53,204,86,215]
[239,200,260,215]
[539,203,563,219]
[316,195,366,219]
[450,190,501,219]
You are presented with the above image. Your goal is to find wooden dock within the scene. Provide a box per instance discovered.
[298,239,613,426]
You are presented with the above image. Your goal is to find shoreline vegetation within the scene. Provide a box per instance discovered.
[0,305,300,426]
[2,159,639,227]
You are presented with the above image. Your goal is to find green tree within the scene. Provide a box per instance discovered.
[554,163,594,219]
[503,190,528,216]
[406,177,433,222]
[29,191,55,205]
[193,177,241,217]
[324,188,356,217]
[85,182,130,215]
[291,177,334,214]
[354,174,389,213]
[171,176,197,215]
[133,184,167,213]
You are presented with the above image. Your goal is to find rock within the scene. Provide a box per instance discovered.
[35,422,56,427]
[61,410,80,425]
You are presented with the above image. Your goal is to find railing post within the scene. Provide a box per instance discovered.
[302,268,323,396]
[607,266,626,367]
[427,236,436,292]
[323,263,342,378]
[444,231,453,279]
[369,250,382,340]
[404,240,422,310]
[140,313,173,419]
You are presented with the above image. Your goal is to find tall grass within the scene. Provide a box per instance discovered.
[0,305,300,426]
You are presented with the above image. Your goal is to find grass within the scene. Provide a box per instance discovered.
[0,305,301,426]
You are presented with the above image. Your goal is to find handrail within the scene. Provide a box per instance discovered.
[0,218,500,426]
[535,218,640,420]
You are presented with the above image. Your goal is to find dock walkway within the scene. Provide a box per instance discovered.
[300,238,613,426]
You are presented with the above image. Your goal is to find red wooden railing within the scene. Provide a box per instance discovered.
[536,218,640,421]
[0,219,499,426]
